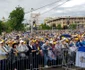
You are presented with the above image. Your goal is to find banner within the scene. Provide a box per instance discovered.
[76,47,85,68]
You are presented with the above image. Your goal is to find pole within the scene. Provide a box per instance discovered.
[52,20,53,34]
[31,8,34,34]
[52,26,53,34]
[30,53,33,70]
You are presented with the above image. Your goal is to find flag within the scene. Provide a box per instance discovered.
[75,46,85,68]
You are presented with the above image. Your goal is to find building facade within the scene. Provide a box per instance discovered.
[46,17,85,28]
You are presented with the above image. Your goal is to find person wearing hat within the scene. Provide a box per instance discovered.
[7,42,19,70]
[61,39,69,66]
[17,40,29,58]
[28,40,40,69]
[0,40,8,70]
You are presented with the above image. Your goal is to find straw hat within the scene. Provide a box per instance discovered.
[65,39,69,42]
[53,41,56,44]
[0,39,5,44]
[74,37,79,41]
[0,41,3,44]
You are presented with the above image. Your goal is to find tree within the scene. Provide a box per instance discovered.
[0,21,2,34]
[69,23,77,29]
[0,21,8,34]
[56,24,62,30]
[40,23,51,30]
[8,6,25,31]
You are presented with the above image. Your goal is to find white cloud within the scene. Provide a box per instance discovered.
[0,0,85,22]
[62,0,85,7]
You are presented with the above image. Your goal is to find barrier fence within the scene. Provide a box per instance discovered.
[0,48,85,70]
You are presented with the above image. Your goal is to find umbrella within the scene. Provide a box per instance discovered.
[60,34,71,38]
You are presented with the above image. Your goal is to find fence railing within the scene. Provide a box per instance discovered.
[0,49,85,70]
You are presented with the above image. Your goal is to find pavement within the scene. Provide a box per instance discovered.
[26,67,85,70]
[26,66,85,70]
[41,68,63,70]
[40,67,85,70]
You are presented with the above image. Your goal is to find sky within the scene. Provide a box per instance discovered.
[0,0,85,22]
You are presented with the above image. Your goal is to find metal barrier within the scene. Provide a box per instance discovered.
[0,49,85,70]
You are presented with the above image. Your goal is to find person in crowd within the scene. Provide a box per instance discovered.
[81,37,85,46]
[0,30,85,69]
[41,40,49,67]
[76,38,82,47]
[41,40,56,67]
[0,40,8,70]
[7,42,19,70]
[68,40,77,66]
[34,40,43,65]
[61,39,69,66]
[17,40,29,58]
[28,40,39,70]
[54,41,62,65]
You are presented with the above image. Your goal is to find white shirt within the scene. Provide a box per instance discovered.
[0,46,7,60]
[17,44,29,52]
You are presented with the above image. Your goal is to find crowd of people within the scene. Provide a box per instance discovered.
[0,29,85,70]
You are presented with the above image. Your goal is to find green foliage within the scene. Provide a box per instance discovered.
[0,6,25,34]
[0,21,2,34]
[0,21,11,33]
[8,6,25,31]
[69,23,77,29]
[0,21,8,34]
[56,24,62,30]
[40,23,51,30]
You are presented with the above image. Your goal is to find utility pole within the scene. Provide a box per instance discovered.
[30,8,34,34]
[52,22,53,34]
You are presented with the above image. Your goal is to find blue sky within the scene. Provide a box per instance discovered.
[0,0,85,22]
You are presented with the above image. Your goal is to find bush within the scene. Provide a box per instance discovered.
[56,24,62,30]
[69,23,77,29]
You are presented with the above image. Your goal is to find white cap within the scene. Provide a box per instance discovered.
[20,40,24,43]
[61,38,67,42]
[50,41,53,44]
